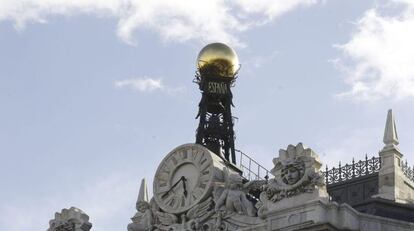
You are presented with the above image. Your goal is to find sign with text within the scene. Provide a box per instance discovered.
[206,81,228,95]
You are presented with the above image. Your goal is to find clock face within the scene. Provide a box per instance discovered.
[153,144,215,214]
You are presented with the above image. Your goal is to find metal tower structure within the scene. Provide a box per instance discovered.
[194,43,239,165]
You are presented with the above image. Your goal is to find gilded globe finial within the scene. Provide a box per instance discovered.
[197,42,239,78]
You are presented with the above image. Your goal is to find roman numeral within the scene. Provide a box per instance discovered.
[191,194,197,202]
[170,156,178,165]
[172,196,182,209]
[164,193,174,204]
[194,152,208,167]
[157,172,169,182]
[169,197,176,207]
[200,162,210,172]
[193,188,203,198]
[181,195,186,207]
[198,153,206,165]
[202,169,210,176]
[200,174,210,183]
[192,150,201,161]
[157,184,169,193]
[161,164,172,175]
[181,150,188,160]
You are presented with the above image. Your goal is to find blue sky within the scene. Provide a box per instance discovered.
[1,0,414,230]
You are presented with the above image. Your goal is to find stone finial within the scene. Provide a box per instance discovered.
[137,178,149,204]
[128,178,153,231]
[47,207,92,231]
[131,178,150,222]
[383,109,399,150]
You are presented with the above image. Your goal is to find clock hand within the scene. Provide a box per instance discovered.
[161,176,185,199]
[182,177,188,197]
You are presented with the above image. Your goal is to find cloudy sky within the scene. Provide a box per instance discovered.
[1,0,414,230]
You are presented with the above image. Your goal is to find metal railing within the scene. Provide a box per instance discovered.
[235,149,270,181]
[402,160,414,183]
[323,155,381,185]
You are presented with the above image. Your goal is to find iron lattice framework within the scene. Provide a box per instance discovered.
[323,155,381,185]
[194,66,237,164]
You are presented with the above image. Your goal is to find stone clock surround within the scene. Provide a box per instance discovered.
[153,143,229,214]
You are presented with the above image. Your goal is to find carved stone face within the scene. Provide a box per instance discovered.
[282,166,301,185]
[228,173,243,189]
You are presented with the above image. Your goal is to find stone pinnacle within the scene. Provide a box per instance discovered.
[137,178,149,203]
[383,109,399,149]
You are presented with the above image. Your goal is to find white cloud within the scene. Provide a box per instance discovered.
[235,0,320,22]
[114,77,185,95]
[336,0,414,101]
[0,0,321,46]
[114,77,164,92]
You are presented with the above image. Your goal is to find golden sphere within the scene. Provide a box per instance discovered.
[197,42,239,78]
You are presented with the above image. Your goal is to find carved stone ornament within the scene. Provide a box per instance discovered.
[148,173,263,231]
[213,168,256,217]
[209,169,264,231]
[128,179,153,231]
[135,144,266,231]
[257,143,327,218]
[151,196,216,231]
[47,207,92,231]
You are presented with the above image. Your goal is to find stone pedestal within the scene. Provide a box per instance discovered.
[375,147,414,203]
[371,109,414,204]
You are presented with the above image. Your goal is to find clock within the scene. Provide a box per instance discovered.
[153,143,227,214]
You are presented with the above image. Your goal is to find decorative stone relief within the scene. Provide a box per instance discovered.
[257,143,326,218]
[151,197,215,231]
[47,207,92,231]
[138,144,265,231]
[138,168,264,231]
[213,168,256,217]
[128,200,153,231]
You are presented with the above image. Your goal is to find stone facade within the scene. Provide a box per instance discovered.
[48,109,414,231]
